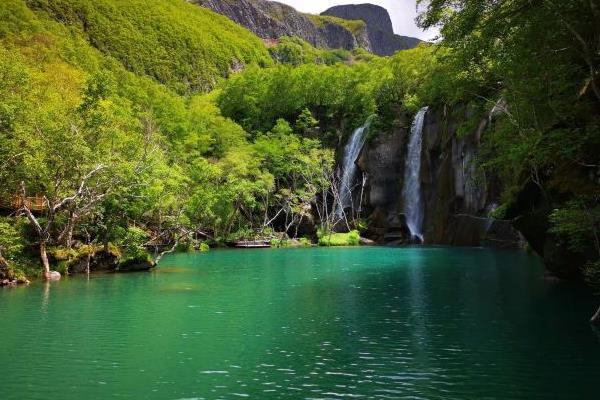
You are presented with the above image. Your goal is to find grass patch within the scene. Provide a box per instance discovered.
[307,14,366,35]
[318,230,360,246]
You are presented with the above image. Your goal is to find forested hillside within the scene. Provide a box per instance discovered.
[0,0,358,281]
[0,0,598,305]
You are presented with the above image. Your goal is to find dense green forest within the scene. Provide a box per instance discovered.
[0,0,598,296]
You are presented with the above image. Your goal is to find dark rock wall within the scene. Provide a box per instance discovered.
[419,106,521,248]
[344,103,587,280]
[506,181,591,279]
[321,3,422,55]
[357,115,410,241]
[319,21,365,50]
[357,106,522,248]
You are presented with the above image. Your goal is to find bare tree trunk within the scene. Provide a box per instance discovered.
[65,212,77,249]
[39,242,51,279]
[591,305,600,324]
[294,214,304,238]
[57,209,76,248]
[358,172,367,220]
[19,183,57,281]
[85,231,92,275]
[154,241,178,265]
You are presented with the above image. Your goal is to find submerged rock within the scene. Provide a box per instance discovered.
[359,237,376,246]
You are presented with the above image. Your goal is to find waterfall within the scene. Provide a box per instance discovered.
[402,106,428,241]
[485,202,499,232]
[338,122,369,215]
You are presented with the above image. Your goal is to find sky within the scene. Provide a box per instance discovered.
[274,0,439,41]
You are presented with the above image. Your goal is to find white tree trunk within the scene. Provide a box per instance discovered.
[39,242,51,279]
[591,305,600,324]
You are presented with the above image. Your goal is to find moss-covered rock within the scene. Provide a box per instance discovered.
[49,245,118,274]
[0,255,30,286]
[117,252,155,272]
[48,244,155,274]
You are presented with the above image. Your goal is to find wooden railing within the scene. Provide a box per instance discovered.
[1,195,46,211]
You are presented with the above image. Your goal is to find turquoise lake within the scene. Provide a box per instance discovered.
[1,247,599,399]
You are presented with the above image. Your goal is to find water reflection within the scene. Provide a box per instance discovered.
[591,323,600,344]
[41,281,50,313]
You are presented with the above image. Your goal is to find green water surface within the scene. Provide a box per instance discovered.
[1,247,599,399]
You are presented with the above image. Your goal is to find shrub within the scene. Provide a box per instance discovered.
[0,217,26,262]
[122,226,150,260]
[298,237,312,247]
[199,242,210,252]
[175,242,195,253]
[318,230,360,246]
[270,238,287,248]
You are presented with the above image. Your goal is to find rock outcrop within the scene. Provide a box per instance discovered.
[503,179,598,280]
[357,112,412,243]
[51,246,155,275]
[65,249,120,274]
[322,4,422,55]
[192,1,419,55]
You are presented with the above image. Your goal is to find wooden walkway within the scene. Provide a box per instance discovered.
[234,240,271,248]
[1,195,45,211]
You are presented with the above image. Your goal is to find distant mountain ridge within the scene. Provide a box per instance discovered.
[192,0,421,55]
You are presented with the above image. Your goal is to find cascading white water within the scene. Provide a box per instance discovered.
[485,202,499,232]
[338,122,369,215]
[402,106,428,241]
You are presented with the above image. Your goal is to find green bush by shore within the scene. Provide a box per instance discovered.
[318,230,361,247]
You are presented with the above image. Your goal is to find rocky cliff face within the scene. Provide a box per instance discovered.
[504,178,594,280]
[418,106,521,248]
[355,105,521,248]
[349,102,595,282]
[357,113,411,242]
[322,4,422,55]
[192,1,419,54]
[193,0,370,51]
[194,0,292,39]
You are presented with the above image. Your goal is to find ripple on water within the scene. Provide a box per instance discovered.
[1,247,599,400]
